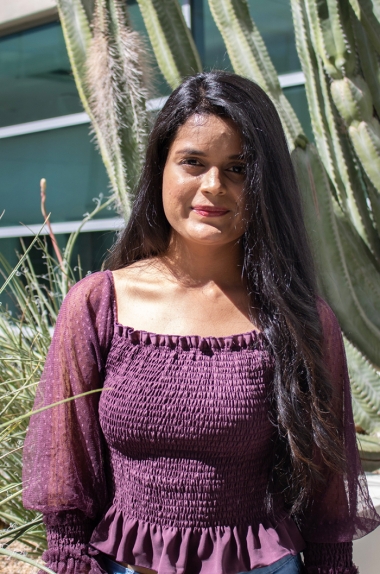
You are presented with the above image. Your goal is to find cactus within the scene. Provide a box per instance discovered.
[290,0,380,459]
[57,0,151,219]
[136,0,202,89]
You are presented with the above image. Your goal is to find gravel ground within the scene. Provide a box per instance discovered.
[0,542,43,574]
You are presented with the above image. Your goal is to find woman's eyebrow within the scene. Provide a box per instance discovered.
[174,148,244,159]
[174,148,207,156]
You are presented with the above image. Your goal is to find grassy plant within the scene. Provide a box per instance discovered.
[0,195,111,568]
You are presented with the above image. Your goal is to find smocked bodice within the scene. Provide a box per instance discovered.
[89,320,305,571]
[99,325,275,529]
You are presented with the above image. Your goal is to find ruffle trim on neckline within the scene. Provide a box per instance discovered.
[90,506,305,574]
[114,324,265,351]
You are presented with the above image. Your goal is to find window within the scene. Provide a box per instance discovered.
[0,21,117,271]
[0,22,82,127]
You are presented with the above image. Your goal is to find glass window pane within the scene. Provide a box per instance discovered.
[247,1,300,75]
[0,124,115,227]
[0,22,82,127]
[0,9,172,130]
[192,0,231,70]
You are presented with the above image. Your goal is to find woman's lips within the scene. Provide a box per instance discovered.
[192,206,229,217]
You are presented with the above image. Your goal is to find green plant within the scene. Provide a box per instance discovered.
[136,0,202,89]
[0,194,111,564]
[289,0,380,465]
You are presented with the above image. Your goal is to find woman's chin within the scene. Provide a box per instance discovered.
[167,220,245,250]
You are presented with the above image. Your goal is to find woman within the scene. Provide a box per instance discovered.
[23,71,380,574]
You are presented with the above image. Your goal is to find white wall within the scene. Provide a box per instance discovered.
[353,475,380,574]
[0,0,57,34]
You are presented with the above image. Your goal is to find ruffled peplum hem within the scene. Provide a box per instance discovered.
[89,506,305,574]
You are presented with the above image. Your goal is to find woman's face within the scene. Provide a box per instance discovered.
[162,113,247,249]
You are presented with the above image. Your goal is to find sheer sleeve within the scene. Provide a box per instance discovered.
[299,299,380,573]
[22,271,114,574]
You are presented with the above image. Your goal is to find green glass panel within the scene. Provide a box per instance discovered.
[192,0,231,70]
[0,124,115,227]
[0,237,20,269]
[193,0,300,75]
[0,22,82,127]
[0,11,171,130]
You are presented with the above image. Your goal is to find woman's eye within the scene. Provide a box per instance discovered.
[182,158,201,166]
[229,165,246,175]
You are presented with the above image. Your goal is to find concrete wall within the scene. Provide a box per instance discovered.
[0,0,58,36]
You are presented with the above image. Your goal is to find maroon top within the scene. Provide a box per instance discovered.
[23,271,380,574]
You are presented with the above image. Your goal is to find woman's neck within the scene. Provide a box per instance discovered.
[161,234,244,289]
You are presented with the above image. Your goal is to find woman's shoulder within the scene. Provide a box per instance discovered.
[64,261,163,313]
[65,269,112,298]
[111,259,163,281]
[61,270,115,319]
[56,271,115,346]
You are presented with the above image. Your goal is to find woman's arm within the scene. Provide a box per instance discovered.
[299,300,380,573]
[303,541,357,574]
[23,272,114,574]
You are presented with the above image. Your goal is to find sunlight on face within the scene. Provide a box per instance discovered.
[162,114,246,249]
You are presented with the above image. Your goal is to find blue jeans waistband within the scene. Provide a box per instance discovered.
[101,556,136,574]
[239,554,303,574]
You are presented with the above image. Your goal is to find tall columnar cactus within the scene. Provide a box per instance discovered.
[289,0,380,464]
[293,0,380,257]
[57,0,150,220]
[207,0,304,151]
[136,0,202,89]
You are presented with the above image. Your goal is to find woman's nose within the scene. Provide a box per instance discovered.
[199,167,225,195]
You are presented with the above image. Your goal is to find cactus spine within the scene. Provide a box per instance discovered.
[136,0,202,89]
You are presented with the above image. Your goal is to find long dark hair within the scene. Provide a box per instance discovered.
[105,71,345,515]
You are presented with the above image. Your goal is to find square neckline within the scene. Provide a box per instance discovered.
[105,269,264,344]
